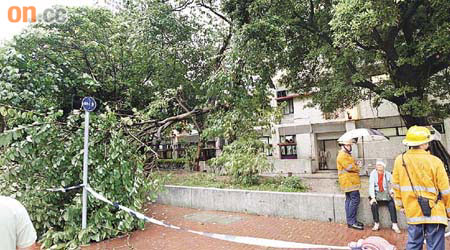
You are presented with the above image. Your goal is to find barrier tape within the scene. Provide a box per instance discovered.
[85,186,350,249]
[46,184,84,192]
[54,185,450,247]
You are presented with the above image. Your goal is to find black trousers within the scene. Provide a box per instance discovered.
[371,199,397,223]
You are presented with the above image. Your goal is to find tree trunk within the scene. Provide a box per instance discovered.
[194,140,203,171]
[0,114,5,133]
[401,115,429,128]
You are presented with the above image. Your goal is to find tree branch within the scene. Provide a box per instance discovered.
[308,0,315,25]
[198,0,231,25]
[371,27,399,70]
[125,126,159,158]
[82,52,99,83]
[0,113,5,133]
[171,0,194,12]
[175,94,202,133]
[419,54,450,78]
[136,106,214,139]
[400,0,421,27]
[371,28,384,47]
[292,10,334,46]
[215,26,233,68]
[353,40,378,51]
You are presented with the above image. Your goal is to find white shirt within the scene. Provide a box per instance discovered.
[0,196,37,250]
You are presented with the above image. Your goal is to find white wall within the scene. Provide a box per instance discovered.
[291,98,347,125]
[358,99,400,119]
[445,119,450,152]
[270,159,313,174]
[359,137,407,160]
[288,96,401,126]
[288,96,400,125]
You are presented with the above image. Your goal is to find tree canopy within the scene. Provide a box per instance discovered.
[222,0,450,127]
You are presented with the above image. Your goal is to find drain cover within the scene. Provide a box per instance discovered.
[184,212,242,225]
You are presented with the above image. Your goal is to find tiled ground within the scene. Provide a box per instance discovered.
[81,203,437,250]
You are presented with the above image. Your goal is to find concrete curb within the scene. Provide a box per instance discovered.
[157,185,408,229]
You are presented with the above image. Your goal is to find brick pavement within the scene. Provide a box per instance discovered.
[81,203,450,250]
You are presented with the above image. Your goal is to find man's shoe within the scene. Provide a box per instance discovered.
[348,223,364,230]
[372,223,380,231]
[356,221,364,227]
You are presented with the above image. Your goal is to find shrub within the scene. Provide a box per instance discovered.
[209,137,273,185]
[156,158,187,169]
[0,110,163,249]
[279,176,308,192]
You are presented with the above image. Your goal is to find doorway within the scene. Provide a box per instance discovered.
[318,140,338,170]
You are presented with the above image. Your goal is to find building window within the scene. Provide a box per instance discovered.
[279,135,297,159]
[375,124,445,137]
[201,141,216,161]
[323,111,341,120]
[377,127,398,137]
[158,144,173,159]
[431,123,445,134]
[375,127,408,137]
[276,90,294,115]
[281,99,294,115]
[260,136,273,156]
[201,149,216,161]
[397,126,408,136]
[277,90,287,98]
[174,144,186,158]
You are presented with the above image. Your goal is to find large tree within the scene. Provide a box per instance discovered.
[222,0,450,127]
[0,1,280,248]
[1,1,275,157]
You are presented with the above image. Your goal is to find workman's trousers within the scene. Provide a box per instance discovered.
[406,223,445,250]
[345,190,360,225]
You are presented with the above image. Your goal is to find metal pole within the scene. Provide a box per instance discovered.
[362,137,365,166]
[82,111,90,229]
[362,137,366,175]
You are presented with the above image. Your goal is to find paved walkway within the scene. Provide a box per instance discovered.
[82,203,449,250]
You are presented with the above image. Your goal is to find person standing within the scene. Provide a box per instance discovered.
[392,126,450,250]
[337,139,363,230]
[0,196,37,250]
[368,160,400,233]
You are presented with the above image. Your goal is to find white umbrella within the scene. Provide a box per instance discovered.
[338,128,389,166]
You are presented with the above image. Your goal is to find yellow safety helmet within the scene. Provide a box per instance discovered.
[402,125,432,146]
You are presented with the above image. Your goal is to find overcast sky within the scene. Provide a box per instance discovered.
[0,0,96,43]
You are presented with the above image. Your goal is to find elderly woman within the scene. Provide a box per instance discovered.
[369,160,401,233]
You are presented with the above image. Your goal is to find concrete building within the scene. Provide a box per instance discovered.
[266,87,449,174]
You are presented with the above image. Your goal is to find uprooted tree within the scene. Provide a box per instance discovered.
[222,0,450,127]
[0,1,277,248]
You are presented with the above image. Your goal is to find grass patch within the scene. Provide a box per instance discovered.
[154,170,309,192]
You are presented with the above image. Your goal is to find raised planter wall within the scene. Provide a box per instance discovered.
[157,185,408,229]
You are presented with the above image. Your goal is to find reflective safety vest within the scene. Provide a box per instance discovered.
[392,149,450,225]
[337,150,360,192]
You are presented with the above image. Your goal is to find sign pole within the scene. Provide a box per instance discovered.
[82,110,90,229]
[81,97,96,230]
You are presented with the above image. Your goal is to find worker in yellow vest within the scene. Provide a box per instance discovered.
[337,139,363,230]
[392,126,450,250]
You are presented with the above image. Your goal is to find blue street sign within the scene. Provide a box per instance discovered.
[82,97,97,112]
